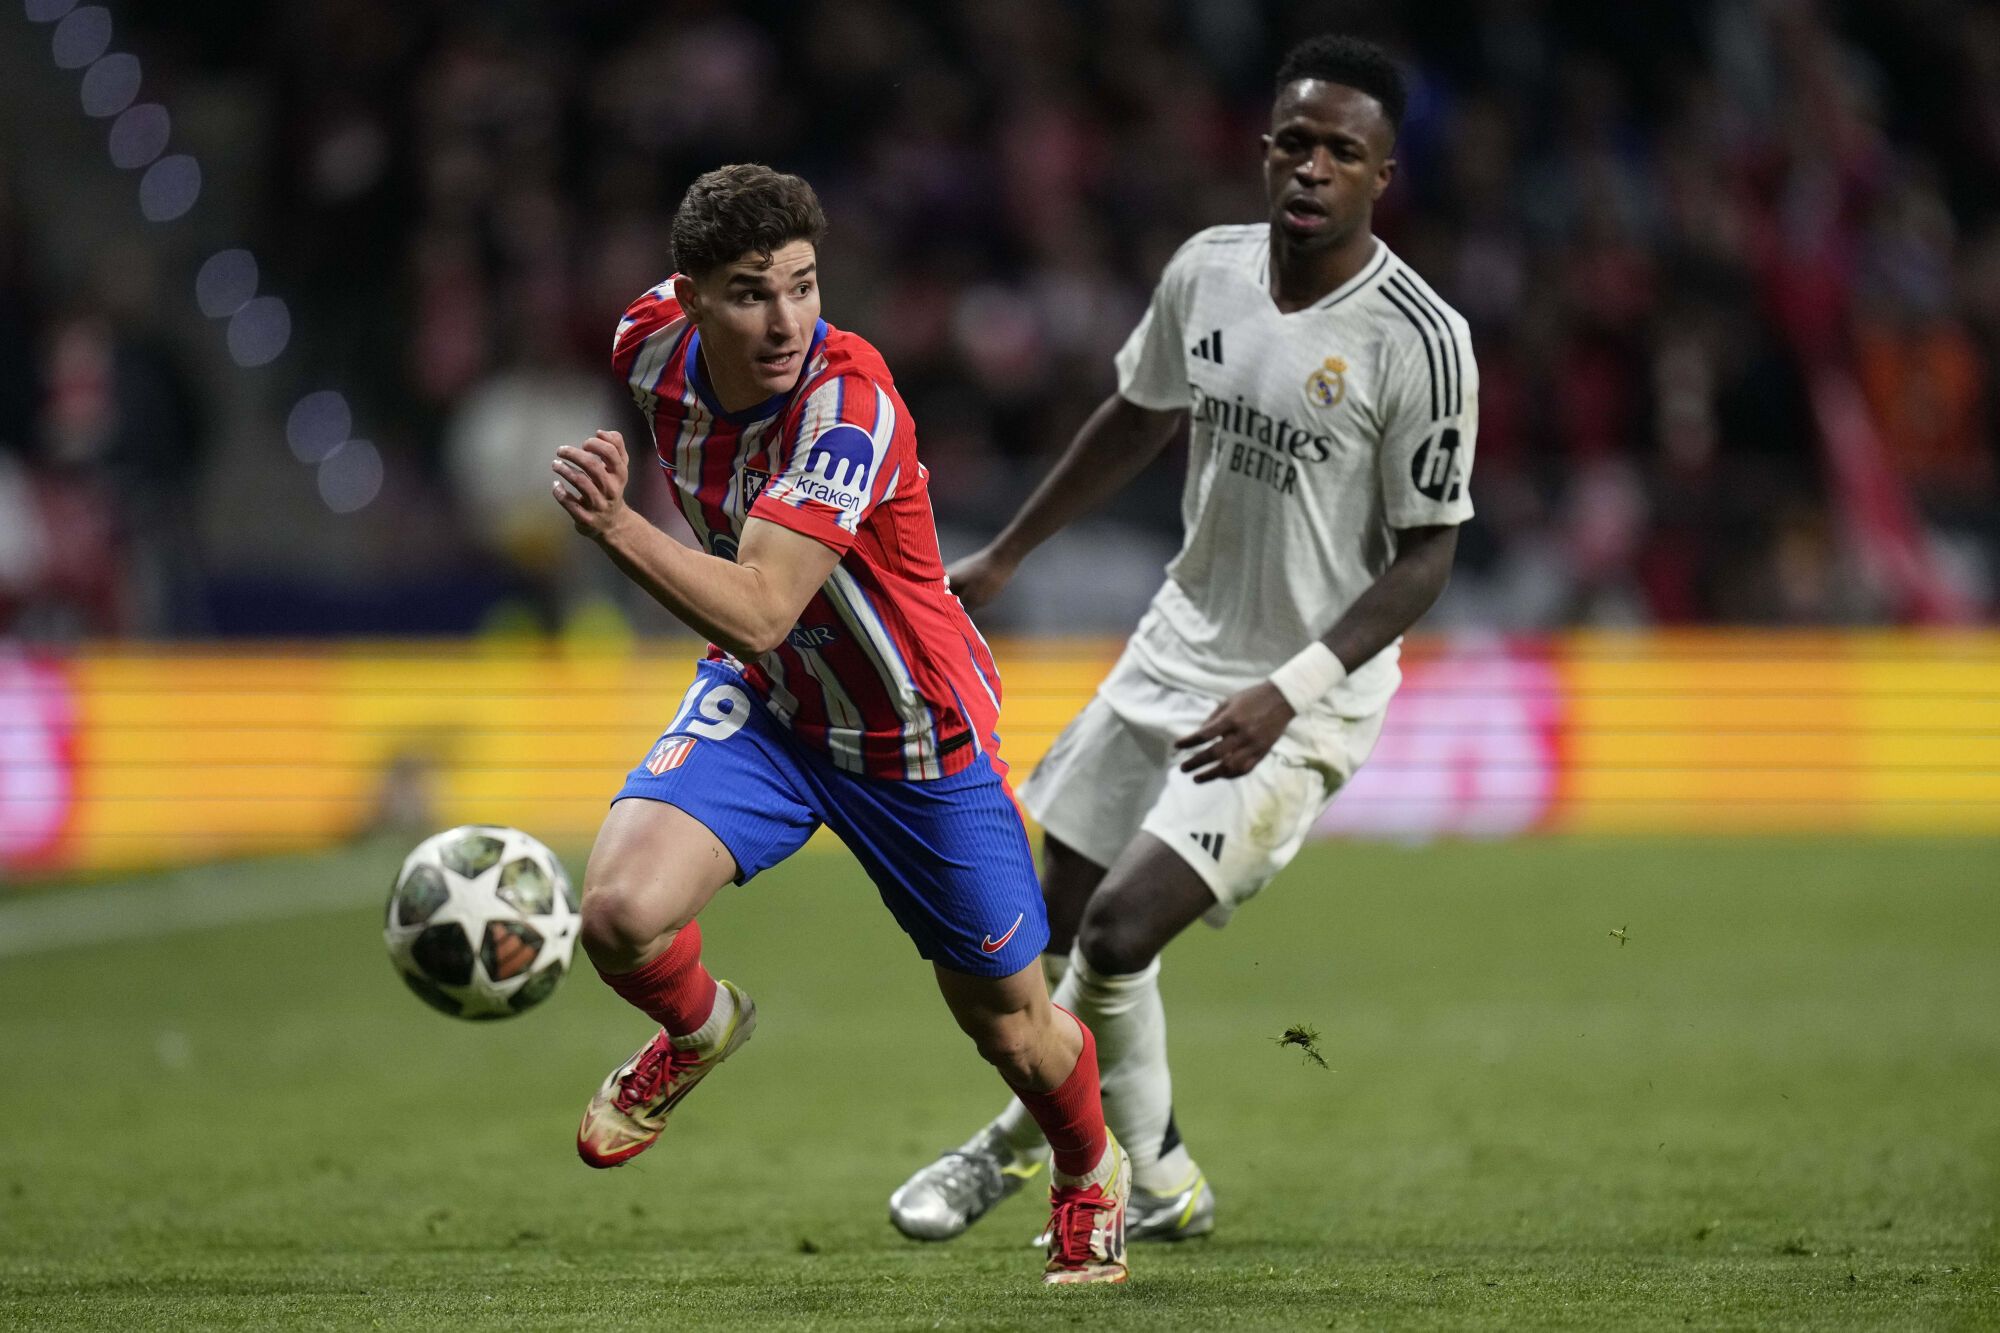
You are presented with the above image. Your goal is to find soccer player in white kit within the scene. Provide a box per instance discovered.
[889,35,1477,1243]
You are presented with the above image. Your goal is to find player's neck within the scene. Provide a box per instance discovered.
[697,343,788,415]
[1268,226,1377,314]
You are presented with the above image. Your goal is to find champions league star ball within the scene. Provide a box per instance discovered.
[385,825,581,1020]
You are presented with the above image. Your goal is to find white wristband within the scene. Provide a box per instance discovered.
[1267,642,1346,713]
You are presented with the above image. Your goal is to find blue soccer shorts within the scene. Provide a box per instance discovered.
[613,660,1047,978]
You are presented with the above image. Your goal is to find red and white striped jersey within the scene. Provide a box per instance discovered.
[611,279,1006,781]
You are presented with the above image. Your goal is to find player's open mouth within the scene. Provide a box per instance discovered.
[1280,195,1331,233]
[758,351,799,374]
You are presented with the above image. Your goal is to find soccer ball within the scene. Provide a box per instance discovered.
[385,825,581,1020]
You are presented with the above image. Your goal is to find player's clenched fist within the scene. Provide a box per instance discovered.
[552,429,634,540]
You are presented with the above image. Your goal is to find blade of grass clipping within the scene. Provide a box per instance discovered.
[1278,1024,1328,1069]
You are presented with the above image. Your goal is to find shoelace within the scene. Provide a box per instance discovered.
[612,1037,699,1115]
[1046,1186,1114,1264]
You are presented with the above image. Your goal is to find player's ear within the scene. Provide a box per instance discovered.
[672,273,703,325]
[1373,155,1396,200]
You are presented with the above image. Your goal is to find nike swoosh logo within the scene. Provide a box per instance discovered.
[980,913,1026,955]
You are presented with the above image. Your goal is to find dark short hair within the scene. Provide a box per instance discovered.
[670,164,827,278]
[1274,35,1406,135]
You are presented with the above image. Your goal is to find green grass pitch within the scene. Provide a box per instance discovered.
[2,836,1995,1329]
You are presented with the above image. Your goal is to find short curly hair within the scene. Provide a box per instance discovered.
[1274,35,1406,134]
[670,164,827,278]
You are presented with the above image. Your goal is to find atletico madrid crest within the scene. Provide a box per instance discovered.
[645,736,697,775]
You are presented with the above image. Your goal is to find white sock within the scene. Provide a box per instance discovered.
[669,981,735,1052]
[1064,944,1184,1192]
[1148,1142,1196,1192]
[1051,1133,1122,1190]
[1041,949,1070,992]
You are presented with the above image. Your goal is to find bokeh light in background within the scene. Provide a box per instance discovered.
[106,102,167,168]
[225,296,290,367]
[26,0,379,513]
[48,4,107,68]
[78,50,138,117]
[195,249,257,319]
[287,391,352,465]
[137,152,198,220]
[316,441,384,514]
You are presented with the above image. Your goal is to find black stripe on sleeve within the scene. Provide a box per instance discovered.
[1386,272,1455,417]
[1393,272,1465,416]
[1377,282,1440,421]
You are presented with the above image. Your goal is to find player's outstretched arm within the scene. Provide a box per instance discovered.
[553,429,839,657]
[948,394,1183,610]
[1176,524,1458,783]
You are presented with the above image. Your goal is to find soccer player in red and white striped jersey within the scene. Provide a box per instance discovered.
[607,269,1001,781]
[551,164,1129,1284]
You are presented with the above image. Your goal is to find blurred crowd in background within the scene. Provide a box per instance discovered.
[3,0,1999,638]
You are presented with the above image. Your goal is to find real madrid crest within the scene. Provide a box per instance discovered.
[1305,355,1348,409]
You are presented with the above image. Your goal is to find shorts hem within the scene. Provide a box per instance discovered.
[609,792,764,885]
[1138,813,1234,912]
[1024,792,1130,874]
[923,925,1054,980]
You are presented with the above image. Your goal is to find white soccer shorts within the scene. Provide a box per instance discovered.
[1019,651,1385,926]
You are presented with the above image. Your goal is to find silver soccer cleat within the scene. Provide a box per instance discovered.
[889,1126,1047,1241]
[1126,1169,1215,1241]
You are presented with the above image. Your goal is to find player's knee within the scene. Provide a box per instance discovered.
[1075,903,1157,977]
[578,877,669,964]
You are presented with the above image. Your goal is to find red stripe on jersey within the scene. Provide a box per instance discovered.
[651,337,693,470]
[834,374,879,432]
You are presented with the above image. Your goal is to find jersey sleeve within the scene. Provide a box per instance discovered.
[1377,312,1478,528]
[610,283,684,399]
[1113,237,1201,411]
[748,372,899,553]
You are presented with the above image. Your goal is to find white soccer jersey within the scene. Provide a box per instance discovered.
[1113,224,1478,717]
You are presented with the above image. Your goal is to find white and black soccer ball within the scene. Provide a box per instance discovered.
[385,825,581,1020]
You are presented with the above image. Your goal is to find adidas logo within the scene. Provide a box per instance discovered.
[1189,831,1226,860]
[1190,329,1224,364]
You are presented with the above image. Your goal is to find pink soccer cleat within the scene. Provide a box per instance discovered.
[576,980,756,1168]
[1041,1135,1131,1285]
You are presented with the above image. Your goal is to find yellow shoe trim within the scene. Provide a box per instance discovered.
[1175,1176,1207,1230]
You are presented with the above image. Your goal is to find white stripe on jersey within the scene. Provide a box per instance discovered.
[627,318,684,418]
[823,565,938,780]
[794,650,868,772]
[745,632,802,727]
[665,410,713,551]
[857,385,898,533]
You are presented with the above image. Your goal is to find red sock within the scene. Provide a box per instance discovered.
[597,920,719,1037]
[1007,1006,1108,1178]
